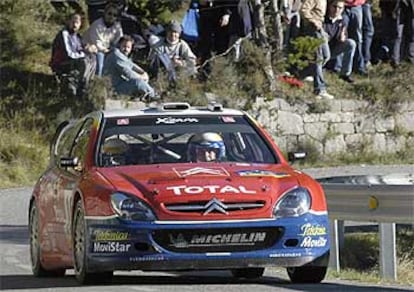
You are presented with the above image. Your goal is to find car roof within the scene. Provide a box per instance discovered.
[101,102,245,118]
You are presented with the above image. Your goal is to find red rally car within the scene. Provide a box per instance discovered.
[29,102,330,284]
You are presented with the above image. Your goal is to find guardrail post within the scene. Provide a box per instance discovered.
[338,220,345,248]
[329,219,340,273]
[379,223,397,281]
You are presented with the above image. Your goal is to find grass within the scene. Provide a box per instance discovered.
[326,229,414,286]
[0,119,49,188]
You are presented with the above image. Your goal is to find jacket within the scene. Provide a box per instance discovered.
[83,17,123,52]
[300,0,327,30]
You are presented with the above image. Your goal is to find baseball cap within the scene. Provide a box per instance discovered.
[167,21,182,34]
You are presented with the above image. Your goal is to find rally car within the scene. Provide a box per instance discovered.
[29,102,330,284]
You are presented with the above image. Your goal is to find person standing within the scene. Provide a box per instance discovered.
[361,0,374,68]
[83,3,123,76]
[282,0,303,50]
[391,0,414,66]
[198,0,252,64]
[103,35,158,101]
[300,0,334,99]
[342,0,367,75]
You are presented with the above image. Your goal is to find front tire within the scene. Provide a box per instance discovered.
[231,268,265,279]
[72,200,113,284]
[29,202,65,277]
[287,266,327,283]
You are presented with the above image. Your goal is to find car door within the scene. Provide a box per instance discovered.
[53,118,94,263]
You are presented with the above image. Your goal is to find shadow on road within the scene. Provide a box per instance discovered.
[0,225,28,245]
[0,272,411,291]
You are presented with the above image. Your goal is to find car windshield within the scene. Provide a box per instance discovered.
[97,115,277,166]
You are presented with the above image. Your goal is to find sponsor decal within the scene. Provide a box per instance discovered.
[174,167,229,177]
[155,117,199,124]
[129,255,165,262]
[222,116,236,123]
[117,118,129,125]
[169,232,266,248]
[299,223,327,237]
[237,170,290,178]
[270,252,302,258]
[166,185,256,195]
[300,236,327,248]
[93,230,129,241]
[92,242,131,253]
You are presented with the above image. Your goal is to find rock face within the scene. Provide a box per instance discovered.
[251,98,414,156]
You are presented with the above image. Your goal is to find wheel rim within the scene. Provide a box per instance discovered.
[29,206,40,269]
[74,206,85,274]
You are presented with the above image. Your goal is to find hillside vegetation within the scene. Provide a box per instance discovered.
[1,0,413,187]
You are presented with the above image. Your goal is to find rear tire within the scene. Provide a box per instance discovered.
[231,268,265,279]
[29,202,65,277]
[287,266,327,283]
[72,200,113,284]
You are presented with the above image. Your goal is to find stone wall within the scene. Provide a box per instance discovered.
[251,97,414,156]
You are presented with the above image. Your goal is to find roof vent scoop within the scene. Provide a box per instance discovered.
[207,101,223,112]
[159,102,191,111]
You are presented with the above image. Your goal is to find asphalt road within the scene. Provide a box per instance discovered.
[1,164,413,292]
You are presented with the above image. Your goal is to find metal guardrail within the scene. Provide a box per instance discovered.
[318,173,414,281]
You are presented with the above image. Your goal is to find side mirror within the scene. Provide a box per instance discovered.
[60,157,80,168]
[287,151,306,163]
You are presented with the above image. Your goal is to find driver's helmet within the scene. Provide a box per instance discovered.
[102,138,129,165]
[187,132,226,162]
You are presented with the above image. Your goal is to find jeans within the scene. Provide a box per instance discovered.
[114,78,155,98]
[392,7,414,64]
[330,39,356,76]
[342,5,365,72]
[96,52,105,77]
[362,3,375,65]
[313,31,330,93]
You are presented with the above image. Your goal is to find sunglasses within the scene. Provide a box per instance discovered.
[333,5,344,9]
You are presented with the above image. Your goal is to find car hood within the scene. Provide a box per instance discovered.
[97,163,306,220]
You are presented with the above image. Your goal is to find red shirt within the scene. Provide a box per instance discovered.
[345,0,366,7]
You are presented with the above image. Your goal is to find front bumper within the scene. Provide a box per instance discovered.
[85,213,330,272]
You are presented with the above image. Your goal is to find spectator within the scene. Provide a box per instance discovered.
[361,0,374,69]
[342,0,367,75]
[391,0,414,67]
[86,0,126,24]
[324,0,356,83]
[282,0,303,50]
[375,0,396,63]
[103,35,158,101]
[198,0,253,64]
[300,0,334,99]
[83,3,123,76]
[148,21,197,83]
[50,13,97,98]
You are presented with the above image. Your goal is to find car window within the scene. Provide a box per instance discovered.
[98,115,278,166]
[56,122,83,161]
[72,118,93,164]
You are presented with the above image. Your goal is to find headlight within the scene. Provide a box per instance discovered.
[273,187,311,218]
[111,192,156,221]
